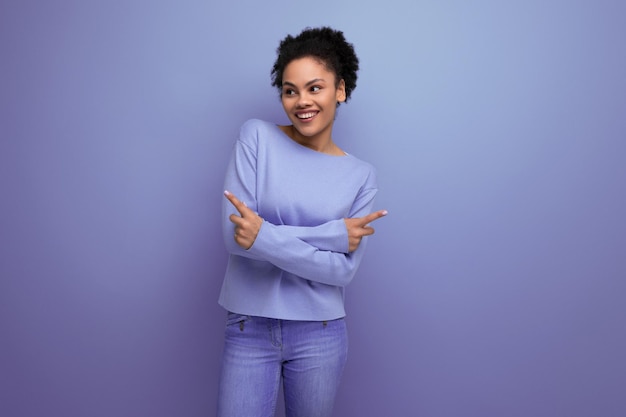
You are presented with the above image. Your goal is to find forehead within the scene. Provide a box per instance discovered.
[282,56,336,84]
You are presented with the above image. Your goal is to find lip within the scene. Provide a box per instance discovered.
[294,110,319,123]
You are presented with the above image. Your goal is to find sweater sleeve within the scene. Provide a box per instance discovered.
[222,138,265,261]
[273,221,349,254]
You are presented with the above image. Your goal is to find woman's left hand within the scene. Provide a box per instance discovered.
[224,190,263,250]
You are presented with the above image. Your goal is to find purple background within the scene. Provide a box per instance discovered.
[1,1,625,416]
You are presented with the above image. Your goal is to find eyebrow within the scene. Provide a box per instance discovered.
[282,78,326,88]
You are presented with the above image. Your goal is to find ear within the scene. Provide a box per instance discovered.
[336,79,346,103]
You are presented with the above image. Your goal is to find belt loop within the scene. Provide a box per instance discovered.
[322,321,328,328]
[239,320,244,331]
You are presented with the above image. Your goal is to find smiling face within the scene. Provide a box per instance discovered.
[280,56,346,153]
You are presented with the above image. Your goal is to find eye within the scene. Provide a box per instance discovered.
[283,88,296,96]
[310,85,321,93]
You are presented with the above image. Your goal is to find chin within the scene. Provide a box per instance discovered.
[296,126,322,138]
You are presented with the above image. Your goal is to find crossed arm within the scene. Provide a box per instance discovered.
[223,189,387,286]
[224,190,387,253]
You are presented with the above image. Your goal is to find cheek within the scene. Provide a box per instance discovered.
[326,95,339,109]
[281,94,295,106]
[281,100,296,119]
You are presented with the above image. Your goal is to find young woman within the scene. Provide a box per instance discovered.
[217,27,387,417]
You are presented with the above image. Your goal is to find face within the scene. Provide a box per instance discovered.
[281,56,346,147]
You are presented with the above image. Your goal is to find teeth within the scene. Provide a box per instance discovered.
[297,112,316,119]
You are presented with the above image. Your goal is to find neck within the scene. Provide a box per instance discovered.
[287,125,343,155]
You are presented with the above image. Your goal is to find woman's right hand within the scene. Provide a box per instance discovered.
[224,190,263,250]
[344,210,388,252]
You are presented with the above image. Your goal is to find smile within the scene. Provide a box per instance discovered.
[296,111,318,120]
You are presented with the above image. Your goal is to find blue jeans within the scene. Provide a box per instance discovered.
[217,313,348,417]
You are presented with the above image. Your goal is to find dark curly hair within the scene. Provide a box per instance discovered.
[270,27,359,105]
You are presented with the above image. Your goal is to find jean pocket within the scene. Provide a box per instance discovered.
[226,312,251,328]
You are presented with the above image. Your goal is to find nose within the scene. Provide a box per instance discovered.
[296,92,312,108]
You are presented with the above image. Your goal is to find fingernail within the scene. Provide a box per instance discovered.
[382,210,388,216]
[224,190,231,196]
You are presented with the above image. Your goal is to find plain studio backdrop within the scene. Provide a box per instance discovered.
[1,1,624,416]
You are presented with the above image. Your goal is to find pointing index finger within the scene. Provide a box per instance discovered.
[224,190,252,216]
[359,209,388,226]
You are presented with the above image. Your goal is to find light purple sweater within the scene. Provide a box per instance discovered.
[219,119,378,320]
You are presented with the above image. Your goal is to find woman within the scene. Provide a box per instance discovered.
[217,27,387,417]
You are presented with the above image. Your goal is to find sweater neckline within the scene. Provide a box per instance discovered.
[271,123,350,158]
